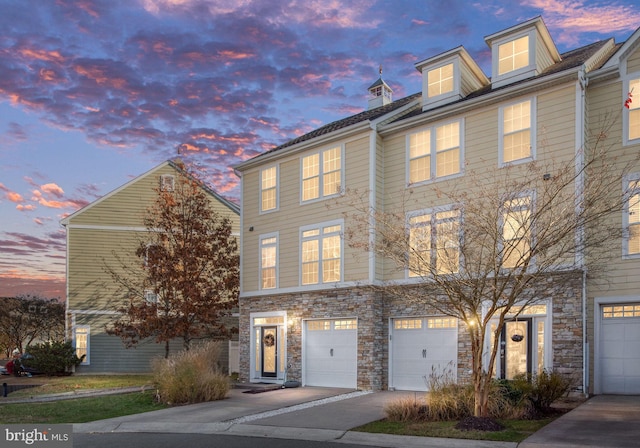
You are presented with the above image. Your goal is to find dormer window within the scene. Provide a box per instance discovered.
[428,63,454,97]
[486,17,561,90]
[498,35,529,75]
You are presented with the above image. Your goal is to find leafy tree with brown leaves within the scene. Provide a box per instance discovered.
[340,125,639,418]
[107,165,239,358]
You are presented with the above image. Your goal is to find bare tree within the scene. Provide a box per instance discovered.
[340,124,639,417]
[0,295,65,355]
[106,165,239,358]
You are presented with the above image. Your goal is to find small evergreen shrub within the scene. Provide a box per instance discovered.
[22,341,85,376]
[152,341,230,405]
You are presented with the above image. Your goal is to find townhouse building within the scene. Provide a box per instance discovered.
[62,160,240,373]
[234,17,640,394]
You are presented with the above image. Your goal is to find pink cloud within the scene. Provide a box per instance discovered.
[16,204,36,211]
[523,0,640,45]
[40,183,65,198]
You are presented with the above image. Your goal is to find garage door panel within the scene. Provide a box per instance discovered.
[600,305,640,394]
[304,320,357,388]
[391,318,458,391]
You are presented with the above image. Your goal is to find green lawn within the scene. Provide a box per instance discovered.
[352,417,557,443]
[0,374,164,424]
[0,391,166,424]
[5,374,154,398]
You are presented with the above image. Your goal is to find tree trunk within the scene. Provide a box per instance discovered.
[164,340,170,358]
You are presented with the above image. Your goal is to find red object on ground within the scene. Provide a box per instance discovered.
[5,360,15,375]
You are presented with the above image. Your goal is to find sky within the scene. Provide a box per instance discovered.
[1,0,639,300]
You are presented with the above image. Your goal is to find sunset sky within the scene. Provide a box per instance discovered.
[1,0,639,299]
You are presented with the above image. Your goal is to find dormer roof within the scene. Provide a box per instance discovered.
[415,46,490,111]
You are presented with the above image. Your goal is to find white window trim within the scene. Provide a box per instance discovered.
[623,172,640,259]
[300,144,345,204]
[406,118,464,186]
[259,165,279,214]
[406,205,461,278]
[498,97,537,167]
[259,232,279,289]
[160,174,175,191]
[623,75,640,146]
[499,191,536,271]
[299,219,344,286]
[73,325,90,365]
[491,30,536,88]
[423,59,460,108]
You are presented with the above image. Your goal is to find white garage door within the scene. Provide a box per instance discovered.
[304,319,357,388]
[600,304,640,394]
[391,317,458,391]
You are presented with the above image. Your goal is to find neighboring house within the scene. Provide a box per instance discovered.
[234,17,640,394]
[61,159,240,374]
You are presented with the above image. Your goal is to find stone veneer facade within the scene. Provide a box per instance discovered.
[238,270,584,391]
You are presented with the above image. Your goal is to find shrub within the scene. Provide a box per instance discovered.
[23,341,85,376]
[512,370,573,413]
[152,341,230,405]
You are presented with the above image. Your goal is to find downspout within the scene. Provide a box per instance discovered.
[578,66,589,396]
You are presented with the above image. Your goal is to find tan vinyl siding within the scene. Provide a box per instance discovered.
[69,164,239,232]
[381,82,579,280]
[241,135,372,292]
[67,227,143,310]
[585,75,640,391]
[627,47,640,75]
[70,165,176,227]
[587,78,640,298]
[536,32,555,73]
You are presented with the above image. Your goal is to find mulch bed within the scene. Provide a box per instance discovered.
[455,416,506,432]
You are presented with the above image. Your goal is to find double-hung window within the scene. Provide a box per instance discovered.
[500,99,534,164]
[626,78,640,143]
[502,195,532,269]
[625,176,640,257]
[260,166,278,212]
[260,234,278,289]
[408,208,460,277]
[408,120,462,184]
[301,222,342,285]
[301,146,342,202]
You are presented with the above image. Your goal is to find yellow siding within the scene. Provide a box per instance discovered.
[241,134,372,293]
[627,47,640,75]
[67,162,240,311]
[381,83,579,280]
[587,78,640,300]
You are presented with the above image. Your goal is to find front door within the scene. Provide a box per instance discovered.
[261,326,277,378]
[500,319,532,379]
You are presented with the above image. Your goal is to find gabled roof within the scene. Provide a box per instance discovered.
[61,159,238,226]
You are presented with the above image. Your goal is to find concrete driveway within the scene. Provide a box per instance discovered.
[519,394,640,448]
[68,387,640,448]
